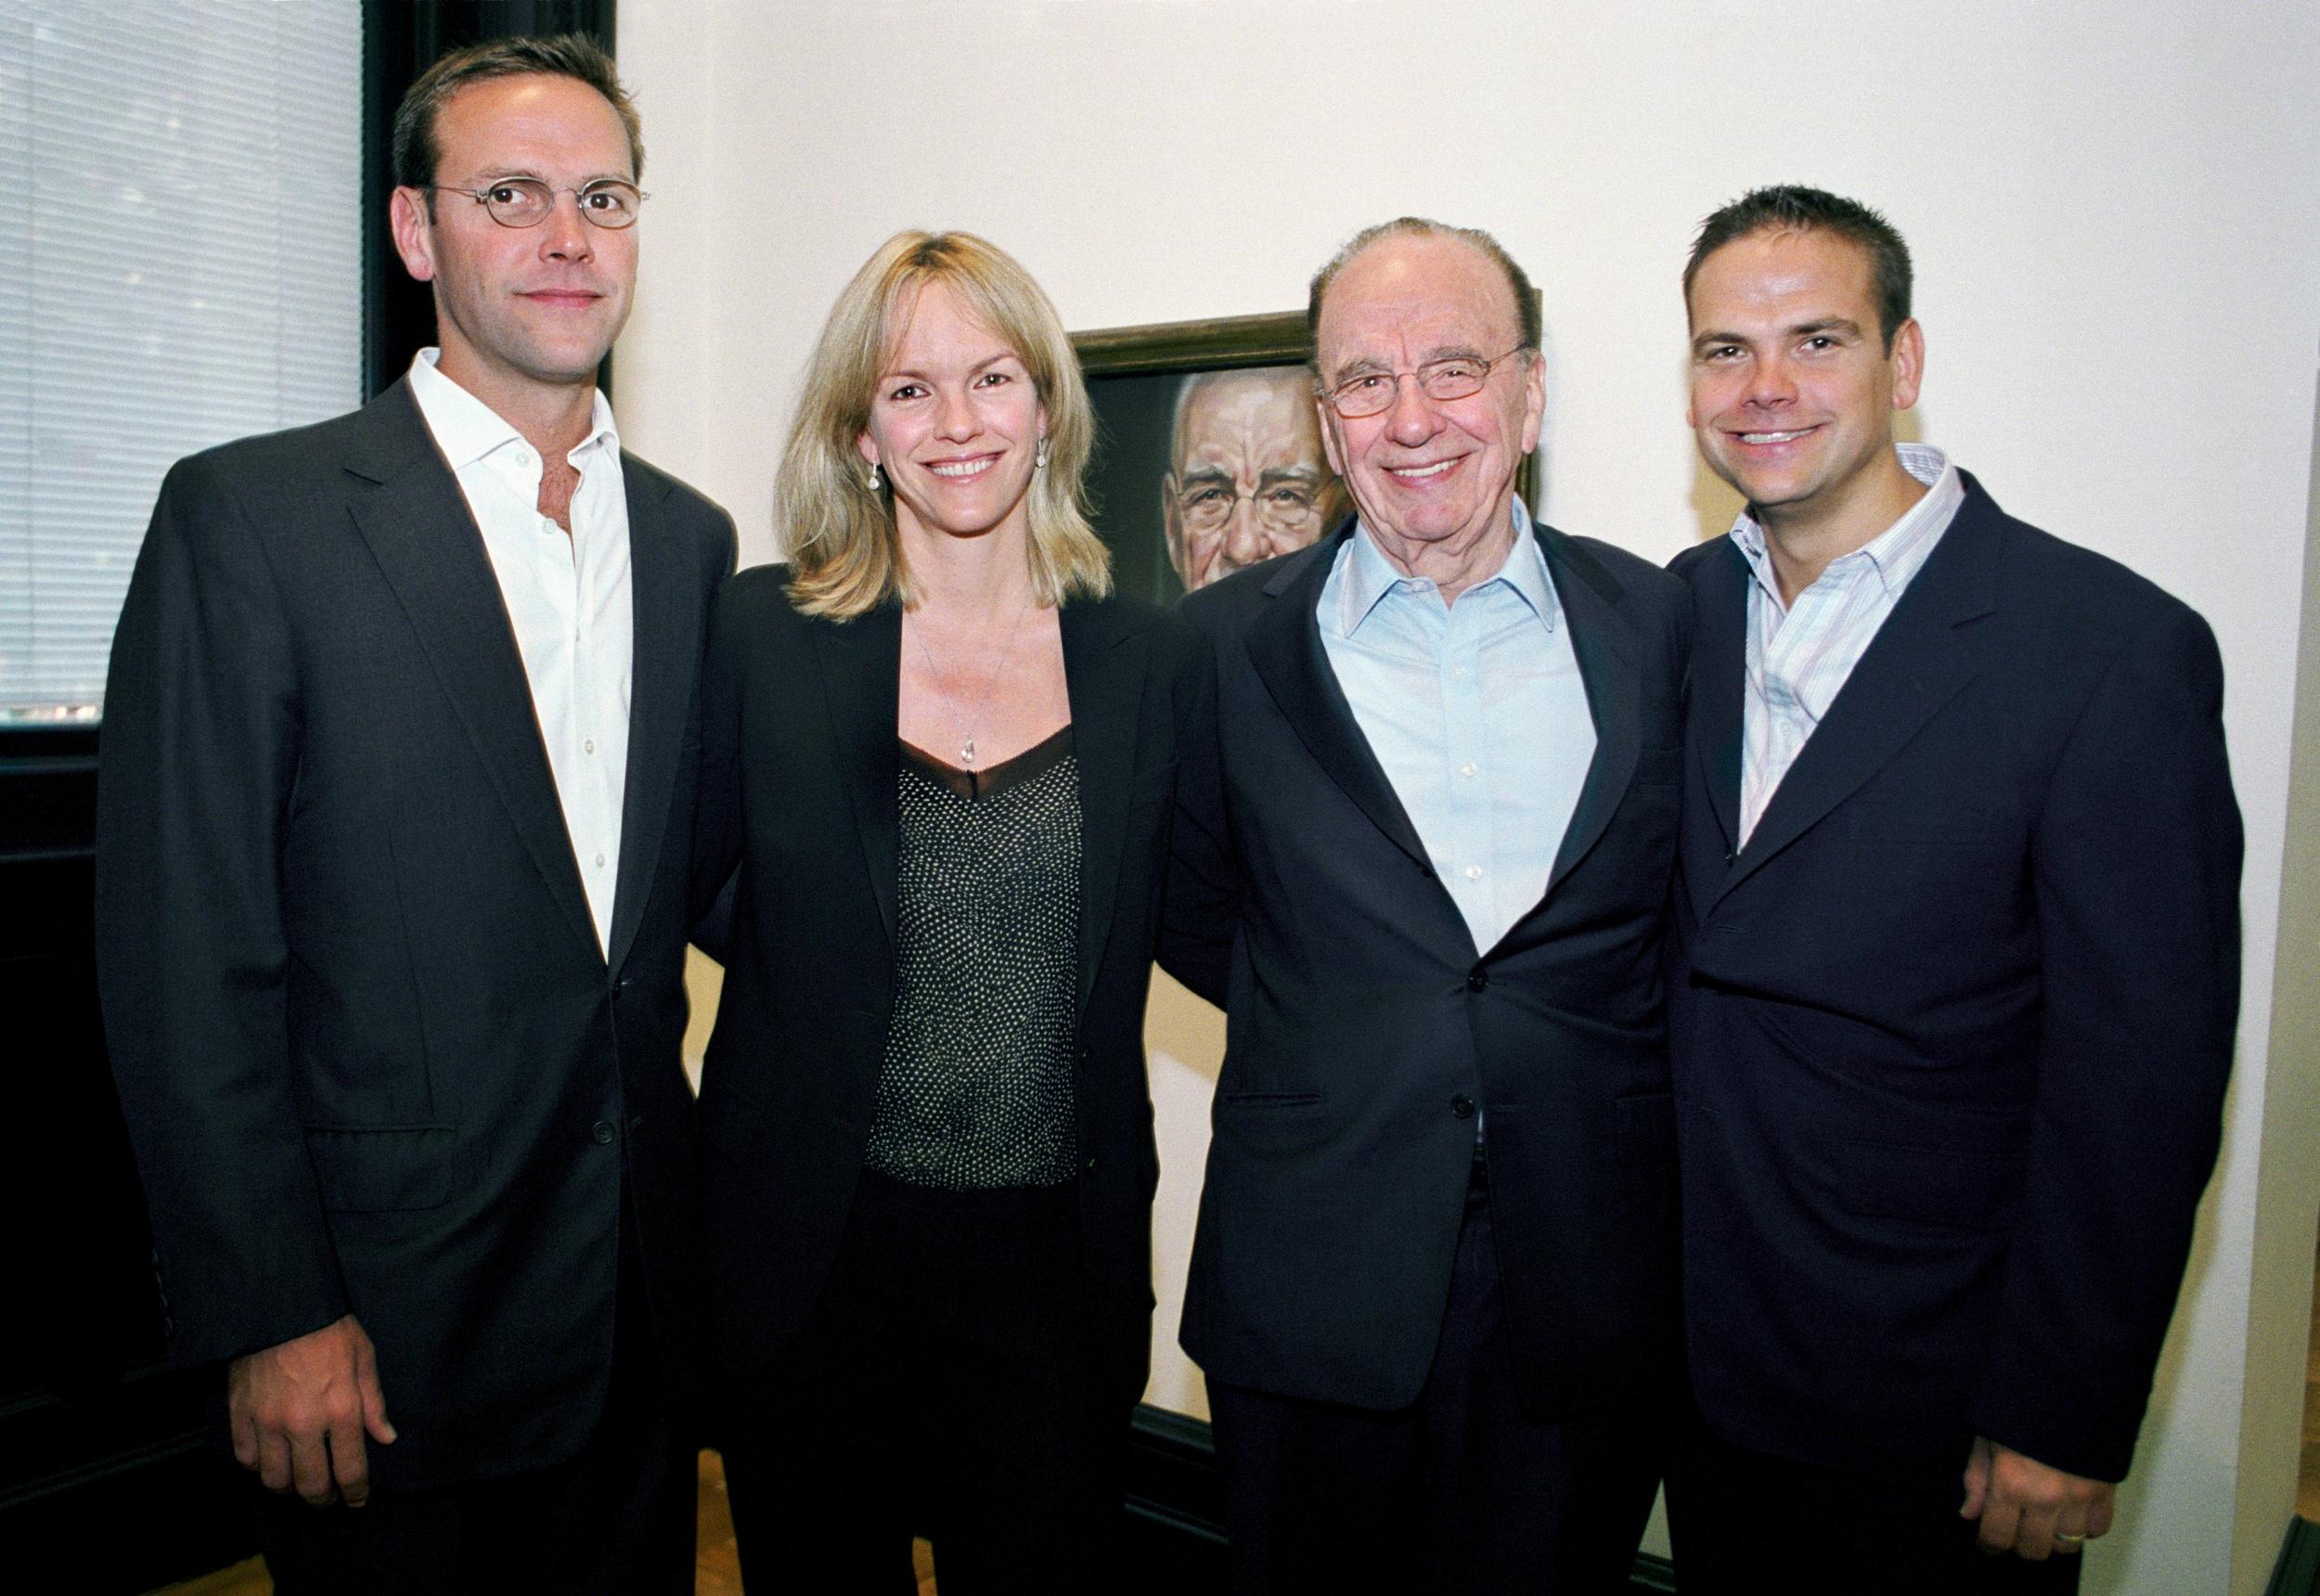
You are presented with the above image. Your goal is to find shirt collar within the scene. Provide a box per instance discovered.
[407,347,619,472]
[1334,498,1560,637]
[1729,444,1962,607]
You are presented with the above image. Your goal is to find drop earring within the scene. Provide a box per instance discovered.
[865,461,883,492]
[1034,436,1050,471]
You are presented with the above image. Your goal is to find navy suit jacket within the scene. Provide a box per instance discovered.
[1163,517,1691,1416]
[97,380,736,1489]
[1667,473,2240,1484]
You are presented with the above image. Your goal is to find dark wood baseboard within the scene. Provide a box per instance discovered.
[1122,1402,1677,1592]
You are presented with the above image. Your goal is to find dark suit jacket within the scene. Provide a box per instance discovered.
[95,380,736,1490]
[1667,473,2240,1485]
[1162,518,1691,1416]
[690,569,1208,1401]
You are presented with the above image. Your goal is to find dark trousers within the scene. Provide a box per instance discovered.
[255,1216,694,1596]
[1666,1405,2085,1595]
[718,1170,1131,1596]
[1208,1160,1665,1596]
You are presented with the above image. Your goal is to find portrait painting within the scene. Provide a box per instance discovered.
[1075,312,1347,603]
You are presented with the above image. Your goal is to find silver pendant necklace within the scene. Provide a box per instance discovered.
[910,598,1033,766]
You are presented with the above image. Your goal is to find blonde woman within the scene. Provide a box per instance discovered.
[691,232,1207,1592]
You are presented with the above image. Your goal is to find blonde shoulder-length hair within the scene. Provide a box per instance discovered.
[780,230,1112,619]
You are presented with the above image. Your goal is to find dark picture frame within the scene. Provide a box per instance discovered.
[1071,308,1540,605]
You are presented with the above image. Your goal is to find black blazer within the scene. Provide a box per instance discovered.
[1667,474,2241,1484]
[95,380,736,1491]
[691,569,1209,1401]
[1161,519,1691,1416]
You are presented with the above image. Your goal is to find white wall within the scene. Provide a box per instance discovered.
[623,4,2320,1590]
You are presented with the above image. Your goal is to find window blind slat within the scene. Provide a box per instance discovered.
[0,0,362,720]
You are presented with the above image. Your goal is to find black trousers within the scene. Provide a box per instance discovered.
[718,1169,1131,1596]
[1208,1159,1666,1596]
[255,1213,694,1596]
[1666,1404,2085,1595]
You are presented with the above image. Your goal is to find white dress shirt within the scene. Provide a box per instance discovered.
[1731,444,1963,846]
[1318,500,1597,957]
[408,349,633,956]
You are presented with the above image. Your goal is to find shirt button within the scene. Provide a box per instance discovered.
[1450,664,1470,679]
[1463,865,1484,881]
[1460,762,1477,779]
[584,739,595,754]
[595,852,607,868]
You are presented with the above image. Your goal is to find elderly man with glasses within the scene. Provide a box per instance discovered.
[96,34,732,1594]
[1161,217,1690,1593]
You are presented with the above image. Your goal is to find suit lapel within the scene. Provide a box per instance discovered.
[1063,598,1143,1009]
[1538,527,1639,893]
[1715,487,2000,902]
[1684,538,1748,921]
[342,382,599,960]
[605,460,692,975]
[813,603,904,951]
[1244,528,1432,873]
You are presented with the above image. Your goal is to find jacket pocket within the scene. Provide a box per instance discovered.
[303,1126,468,1213]
[1838,1138,2019,1231]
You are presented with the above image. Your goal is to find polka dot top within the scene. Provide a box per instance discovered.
[862,725,1081,1190]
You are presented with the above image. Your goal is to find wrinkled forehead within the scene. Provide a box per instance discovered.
[1316,236,1521,369]
[1176,370,1323,464]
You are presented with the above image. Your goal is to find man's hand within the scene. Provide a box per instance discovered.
[1960,1435,2115,1559]
[226,1314,397,1507]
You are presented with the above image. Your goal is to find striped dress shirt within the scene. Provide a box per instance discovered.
[1732,444,1963,846]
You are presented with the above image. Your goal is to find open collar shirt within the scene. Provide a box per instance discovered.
[1731,443,1963,848]
[408,348,633,956]
[1318,499,1597,959]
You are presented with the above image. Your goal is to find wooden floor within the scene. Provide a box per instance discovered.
[153,1452,936,1596]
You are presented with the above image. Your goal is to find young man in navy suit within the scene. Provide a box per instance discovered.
[97,36,733,1593]
[1665,186,2240,1592]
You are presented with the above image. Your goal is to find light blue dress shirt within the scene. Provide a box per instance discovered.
[1317,501,1597,958]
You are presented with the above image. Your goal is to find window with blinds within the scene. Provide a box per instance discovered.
[0,0,361,723]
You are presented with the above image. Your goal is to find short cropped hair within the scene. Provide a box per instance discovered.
[780,231,1111,620]
[393,33,643,217]
[1307,217,1541,360]
[1684,185,1913,349]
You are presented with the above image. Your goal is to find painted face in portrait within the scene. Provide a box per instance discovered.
[1312,233,1541,563]
[1685,225,1924,537]
[389,72,639,403]
[857,277,1048,551]
[1161,367,1344,590]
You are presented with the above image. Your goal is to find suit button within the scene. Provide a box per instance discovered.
[592,1120,616,1144]
[1466,966,1489,993]
[1450,1094,1476,1120]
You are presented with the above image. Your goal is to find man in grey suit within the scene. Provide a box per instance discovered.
[1165,217,1689,1593]
[96,35,733,1593]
